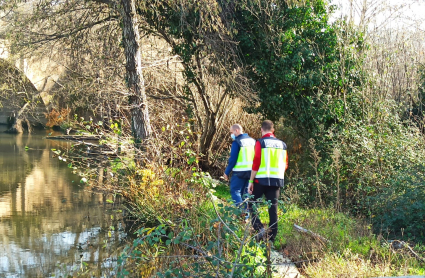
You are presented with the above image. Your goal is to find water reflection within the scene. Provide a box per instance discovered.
[0,127,125,277]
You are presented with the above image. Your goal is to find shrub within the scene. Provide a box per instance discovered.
[283,97,425,240]
[45,108,71,128]
[370,166,425,240]
[117,198,271,277]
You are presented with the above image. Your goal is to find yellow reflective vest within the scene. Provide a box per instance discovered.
[233,136,256,174]
[256,137,287,187]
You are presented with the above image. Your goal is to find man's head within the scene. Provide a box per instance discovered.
[230,124,243,137]
[261,120,274,135]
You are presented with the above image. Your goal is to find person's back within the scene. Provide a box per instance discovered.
[232,133,256,179]
[255,136,287,187]
[224,124,255,208]
[248,120,288,242]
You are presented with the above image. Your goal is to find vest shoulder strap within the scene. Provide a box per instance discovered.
[235,136,256,147]
[258,137,287,150]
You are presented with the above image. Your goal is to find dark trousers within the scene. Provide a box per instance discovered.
[249,183,280,241]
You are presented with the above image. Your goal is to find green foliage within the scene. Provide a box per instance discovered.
[370,166,425,240]
[234,0,364,134]
[118,199,270,277]
[328,103,425,239]
[285,97,425,240]
[210,183,232,201]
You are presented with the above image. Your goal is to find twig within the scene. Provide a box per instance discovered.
[46,135,102,140]
[210,195,242,244]
[215,222,221,278]
[388,240,425,262]
[293,224,329,245]
[141,55,181,69]
[230,215,250,277]
[292,258,319,266]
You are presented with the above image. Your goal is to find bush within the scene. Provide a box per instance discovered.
[283,97,425,240]
[117,197,271,277]
[370,166,425,240]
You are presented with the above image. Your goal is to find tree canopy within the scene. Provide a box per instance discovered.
[234,0,363,134]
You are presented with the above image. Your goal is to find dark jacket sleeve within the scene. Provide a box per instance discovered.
[225,141,240,176]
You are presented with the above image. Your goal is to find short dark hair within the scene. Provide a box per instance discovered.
[261,120,274,131]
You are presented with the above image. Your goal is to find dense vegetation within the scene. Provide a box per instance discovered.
[1,0,425,276]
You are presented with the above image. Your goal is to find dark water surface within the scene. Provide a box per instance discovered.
[0,126,126,277]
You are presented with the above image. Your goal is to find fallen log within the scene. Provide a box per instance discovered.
[388,240,425,262]
[293,224,329,245]
[70,141,117,158]
[46,135,102,140]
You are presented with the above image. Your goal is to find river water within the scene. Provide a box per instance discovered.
[0,126,126,277]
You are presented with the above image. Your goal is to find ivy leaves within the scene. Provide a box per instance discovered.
[234,0,359,134]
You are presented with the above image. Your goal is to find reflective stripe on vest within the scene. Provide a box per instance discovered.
[233,138,256,172]
[256,138,287,179]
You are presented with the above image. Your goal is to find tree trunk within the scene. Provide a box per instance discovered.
[198,111,217,170]
[119,0,151,141]
[5,102,30,133]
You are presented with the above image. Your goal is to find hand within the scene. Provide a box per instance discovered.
[248,182,254,194]
[223,173,228,181]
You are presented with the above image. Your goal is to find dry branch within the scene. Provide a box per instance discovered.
[293,224,329,245]
[5,101,31,133]
[46,135,102,140]
[388,240,425,262]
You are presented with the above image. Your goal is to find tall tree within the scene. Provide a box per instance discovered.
[119,0,151,141]
[1,0,152,140]
[233,0,362,135]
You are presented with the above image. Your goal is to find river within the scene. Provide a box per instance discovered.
[0,126,126,277]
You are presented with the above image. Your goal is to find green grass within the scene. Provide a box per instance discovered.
[257,204,425,277]
[209,185,425,277]
[211,183,232,201]
[212,184,379,254]
[266,205,378,253]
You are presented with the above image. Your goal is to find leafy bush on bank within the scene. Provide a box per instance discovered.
[117,178,425,277]
[284,96,425,240]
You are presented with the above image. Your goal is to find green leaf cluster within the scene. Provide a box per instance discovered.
[234,0,364,134]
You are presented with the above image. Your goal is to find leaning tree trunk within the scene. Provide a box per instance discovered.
[5,102,30,133]
[119,0,151,141]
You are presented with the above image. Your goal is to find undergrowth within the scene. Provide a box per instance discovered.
[262,204,425,277]
[209,183,425,277]
[54,116,425,277]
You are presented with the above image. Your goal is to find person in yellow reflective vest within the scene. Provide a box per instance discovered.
[248,120,288,242]
[224,124,256,209]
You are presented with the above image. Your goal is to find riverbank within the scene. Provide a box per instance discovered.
[31,123,425,277]
[112,176,425,277]
[212,183,425,277]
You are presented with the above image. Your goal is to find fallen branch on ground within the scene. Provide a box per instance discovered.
[388,240,425,262]
[46,135,102,140]
[293,224,329,245]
